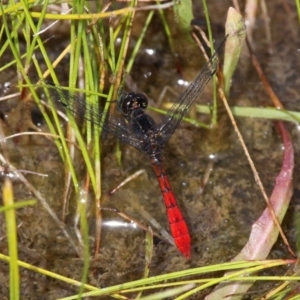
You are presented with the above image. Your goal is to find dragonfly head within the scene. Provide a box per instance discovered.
[117,92,148,116]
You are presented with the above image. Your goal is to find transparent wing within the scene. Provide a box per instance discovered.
[103,117,146,151]
[40,83,146,152]
[158,35,228,143]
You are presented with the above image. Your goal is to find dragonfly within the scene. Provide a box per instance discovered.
[45,34,228,258]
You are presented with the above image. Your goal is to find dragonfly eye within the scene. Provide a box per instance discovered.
[117,93,131,115]
[118,92,148,115]
[135,94,148,109]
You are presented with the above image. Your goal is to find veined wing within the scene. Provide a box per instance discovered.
[101,114,146,151]
[158,35,228,143]
[40,83,146,152]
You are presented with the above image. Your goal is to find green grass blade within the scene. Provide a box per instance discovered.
[3,178,20,300]
[223,8,246,97]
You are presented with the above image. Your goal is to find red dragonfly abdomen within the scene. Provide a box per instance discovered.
[151,157,191,258]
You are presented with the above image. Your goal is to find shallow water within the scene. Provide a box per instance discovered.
[0,1,299,299]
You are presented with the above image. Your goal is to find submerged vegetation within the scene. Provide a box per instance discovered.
[0,0,300,299]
